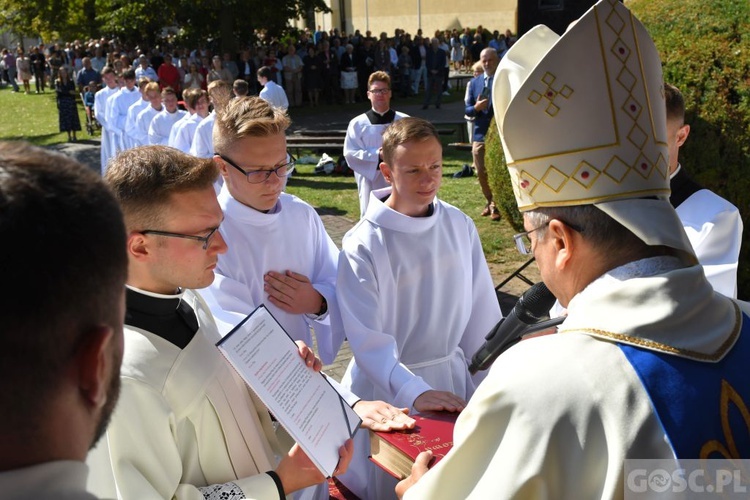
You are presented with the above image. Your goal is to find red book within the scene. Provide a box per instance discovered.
[369,411,458,480]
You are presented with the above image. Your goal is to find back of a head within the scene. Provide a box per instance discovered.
[213,96,290,156]
[105,145,218,230]
[0,142,127,426]
[207,79,233,112]
[233,79,249,97]
[664,83,685,124]
[183,87,202,109]
[257,66,272,81]
[381,117,440,164]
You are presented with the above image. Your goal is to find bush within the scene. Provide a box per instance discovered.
[630,0,750,298]
[487,0,750,297]
[485,116,525,233]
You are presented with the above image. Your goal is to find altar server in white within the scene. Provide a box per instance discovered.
[344,71,408,217]
[105,68,141,154]
[397,2,750,498]
[337,117,502,499]
[201,96,344,365]
[87,146,353,500]
[133,82,162,147]
[664,83,743,298]
[168,88,209,153]
[0,143,127,500]
[190,80,233,159]
[123,77,151,150]
[148,86,186,145]
[94,66,119,174]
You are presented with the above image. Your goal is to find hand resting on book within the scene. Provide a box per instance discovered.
[353,400,416,432]
[413,390,466,413]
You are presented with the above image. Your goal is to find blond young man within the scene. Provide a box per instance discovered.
[87,146,353,500]
[133,82,162,147]
[203,96,343,363]
[124,77,152,149]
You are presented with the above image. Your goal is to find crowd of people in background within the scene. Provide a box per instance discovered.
[0,24,516,116]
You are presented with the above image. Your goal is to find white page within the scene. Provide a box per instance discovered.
[216,304,360,477]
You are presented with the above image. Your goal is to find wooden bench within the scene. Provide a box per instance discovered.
[292,129,347,137]
[448,142,473,152]
[448,73,473,92]
[288,142,345,156]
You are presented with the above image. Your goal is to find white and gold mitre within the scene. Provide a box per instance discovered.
[493,0,695,257]
[493,0,668,210]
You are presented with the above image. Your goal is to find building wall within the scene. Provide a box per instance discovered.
[311,0,517,37]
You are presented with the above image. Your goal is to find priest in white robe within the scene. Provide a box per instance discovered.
[87,146,353,500]
[344,71,408,217]
[664,83,743,298]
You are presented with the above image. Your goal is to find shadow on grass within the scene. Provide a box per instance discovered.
[315,206,348,216]
[287,177,357,191]
[4,132,62,145]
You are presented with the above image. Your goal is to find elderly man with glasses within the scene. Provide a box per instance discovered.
[397,1,750,498]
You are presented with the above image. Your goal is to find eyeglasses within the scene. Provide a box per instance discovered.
[513,220,583,255]
[368,88,390,95]
[217,153,296,184]
[141,226,220,250]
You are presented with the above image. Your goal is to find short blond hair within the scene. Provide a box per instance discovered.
[213,96,290,155]
[381,117,440,164]
[144,81,160,94]
[368,71,391,89]
[208,80,233,113]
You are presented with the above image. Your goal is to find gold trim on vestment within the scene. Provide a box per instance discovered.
[558,302,742,362]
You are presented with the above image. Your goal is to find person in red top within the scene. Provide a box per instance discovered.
[157,54,181,95]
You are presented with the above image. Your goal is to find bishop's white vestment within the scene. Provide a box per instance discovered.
[404,259,750,499]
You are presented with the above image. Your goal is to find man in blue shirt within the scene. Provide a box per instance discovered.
[464,47,500,220]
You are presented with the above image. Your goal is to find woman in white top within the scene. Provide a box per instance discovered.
[183,62,204,90]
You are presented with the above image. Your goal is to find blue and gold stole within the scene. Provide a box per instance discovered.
[619,313,750,459]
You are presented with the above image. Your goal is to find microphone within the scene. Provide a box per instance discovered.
[469,282,563,374]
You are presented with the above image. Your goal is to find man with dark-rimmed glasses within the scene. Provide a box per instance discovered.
[89,145,354,499]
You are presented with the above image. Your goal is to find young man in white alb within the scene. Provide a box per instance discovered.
[190,80,233,159]
[337,117,502,499]
[168,88,209,153]
[148,86,186,145]
[124,77,152,149]
[133,82,162,147]
[105,68,140,154]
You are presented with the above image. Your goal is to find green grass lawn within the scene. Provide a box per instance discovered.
[0,83,534,289]
[0,84,92,145]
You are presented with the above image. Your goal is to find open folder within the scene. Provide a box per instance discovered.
[216,304,361,477]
